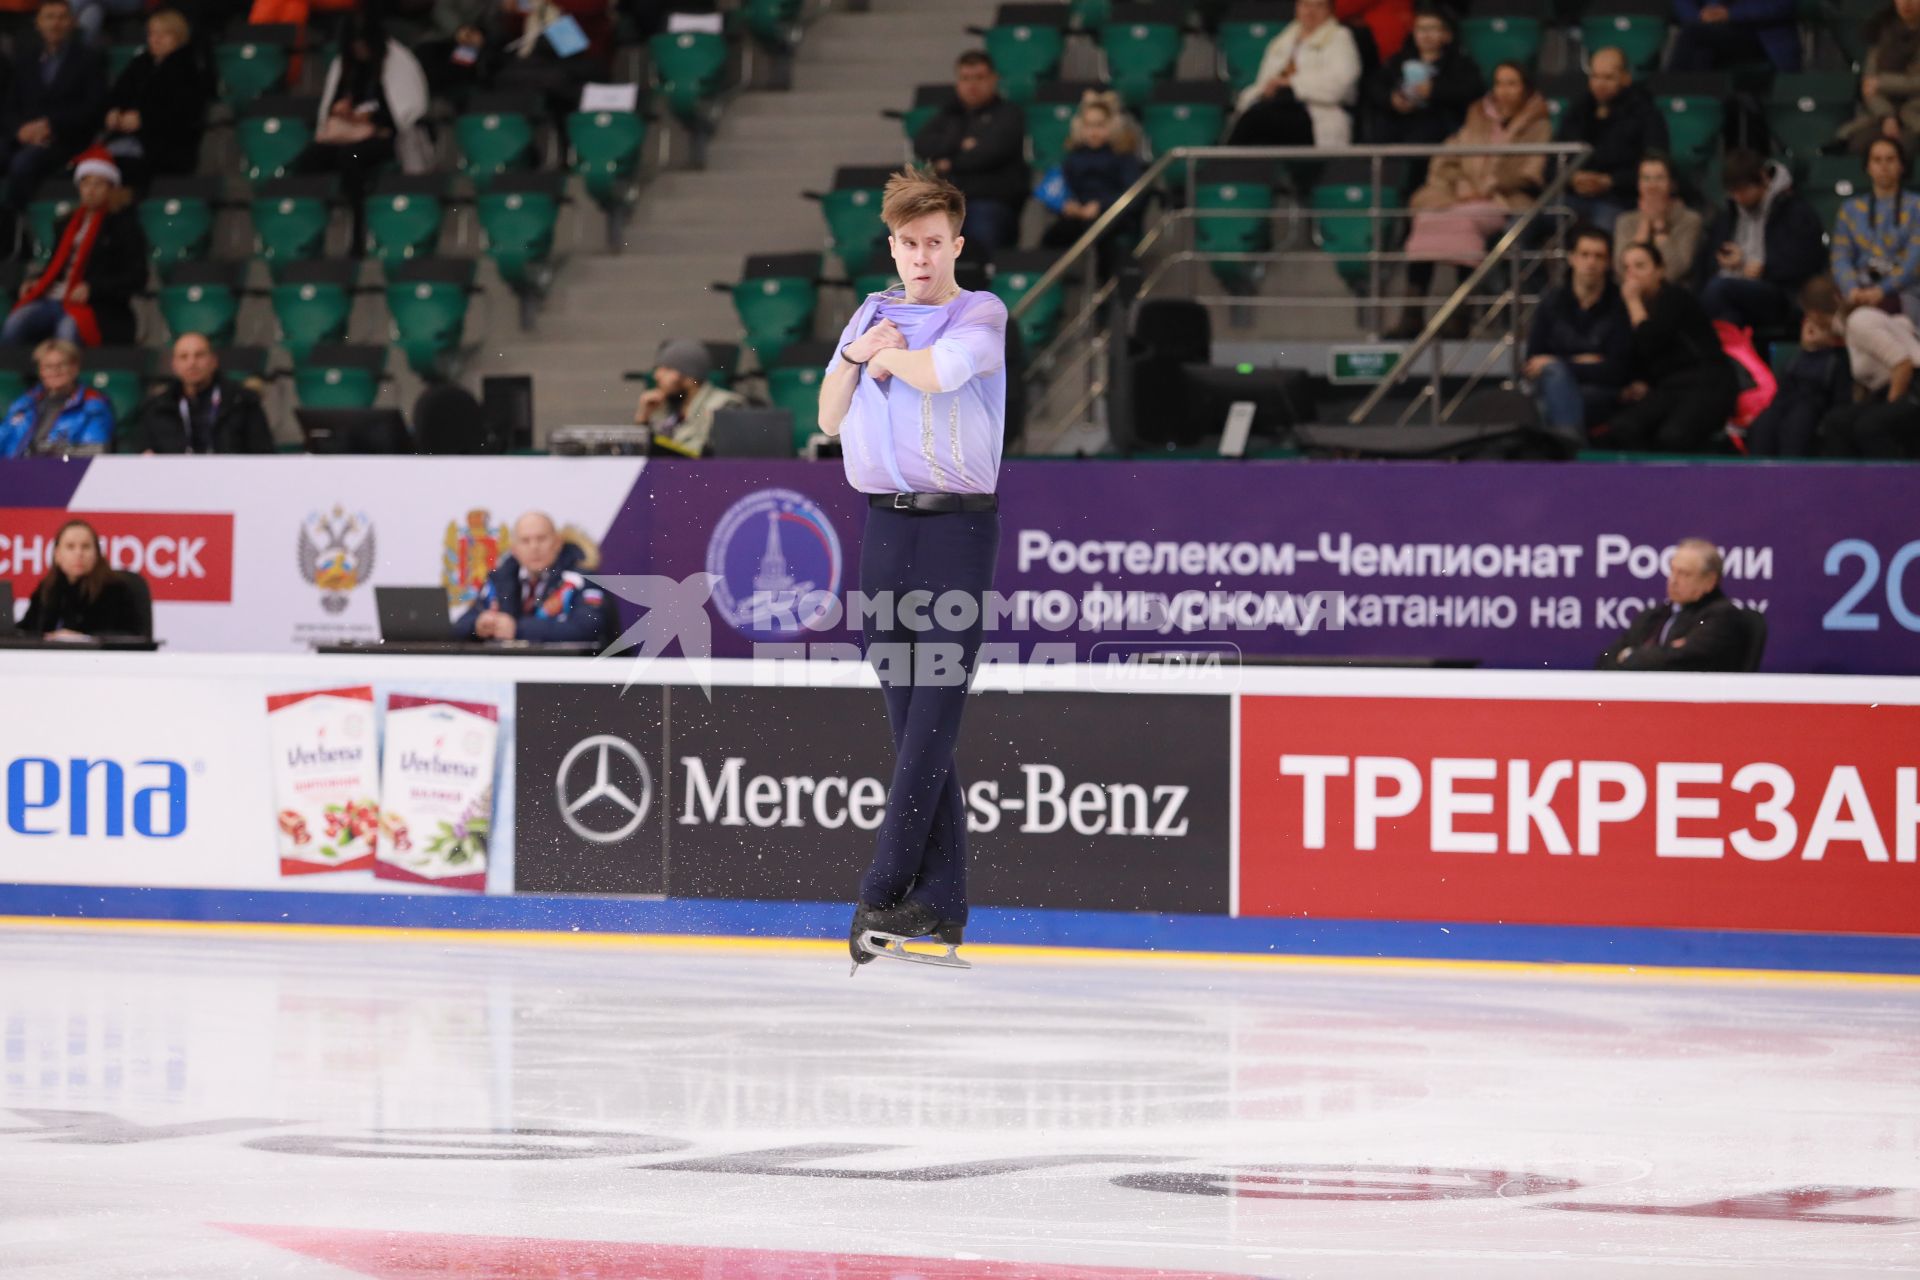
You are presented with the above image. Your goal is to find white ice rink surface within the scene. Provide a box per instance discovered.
[1,923,1917,1280]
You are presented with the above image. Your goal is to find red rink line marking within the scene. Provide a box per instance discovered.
[214,1223,1276,1280]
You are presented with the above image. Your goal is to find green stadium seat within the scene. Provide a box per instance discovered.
[737,0,804,51]
[728,251,820,366]
[808,165,892,272]
[983,4,1068,104]
[1541,72,1583,136]
[567,109,647,213]
[215,345,270,385]
[1803,154,1865,230]
[649,29,730,121]
[364,174,447,267]
[851,270,899,298]
[1461,1,1542,74]
[250,175,334,272]
[270,259,356,358]
[107,42,141,82]
[238,96,316,184]
[24,179,76,265]
[476,171,564,305]
[293,343,385,409]
[157,262,244,347]
[1143,80,1230,156]
[897,83,949,149]
[215,25,296,107]
[384,258,475,377]
[1070,0,1114,29]
[1579,0,1669,73]
[1311,170,1393,293]
[83,347,152,424]
[1649,73,1728,167]
[1194,161,1274,290]
[989,249,1064,349]
[1027,82,1102,172]
[1767,71,1856,167]
[1099,4,1186,109]
[1216,3,1289,98]
[139,177,221,281]
[455,93,539,192]
[768,342,834,452]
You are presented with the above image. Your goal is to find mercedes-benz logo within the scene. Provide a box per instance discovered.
[555,734,653,844]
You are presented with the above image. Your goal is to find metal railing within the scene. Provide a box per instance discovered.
[1008,141,1592,449]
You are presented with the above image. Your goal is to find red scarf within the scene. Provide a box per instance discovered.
[16,208,104,346]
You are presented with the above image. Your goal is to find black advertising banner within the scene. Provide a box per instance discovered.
[513,684,1230,914]
[513,683,668,896]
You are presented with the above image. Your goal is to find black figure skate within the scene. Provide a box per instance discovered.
[848,900,969,975]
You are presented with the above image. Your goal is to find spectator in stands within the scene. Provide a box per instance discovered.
[0,0,105,212]
[912,51,1027,257]
[1525,224,1632,441]
[1609,242,1740,451]
[2,147,146,348]
[1597,537,1749,671]
[1746,277,1851,456]
[1694,148,1825,332]
[1821,268,1920,457]
[415,0,501,99]
[1837,0,1920,155]
[1668,0,1802,74]
[1556,47,1668,232]
[634,338,743,456]
[0,338,114,457]
[121,333,274,454]
[1040,90,1143,274]
[1613,153,1703,283]
[494,0,615,119]
[454,510,613,645]
[1338,0,1412,67]
[1229,0,1363,150]
[300,8,433,255]
[1830,137,1920,320]
[101,9,209,189]
[1392,62,1550,338]
[18,518,147,640]
[1361,3,1482,147]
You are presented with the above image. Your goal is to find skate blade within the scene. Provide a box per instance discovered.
[859,929,971,970]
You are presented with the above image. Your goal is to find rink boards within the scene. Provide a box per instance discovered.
[0,652,1917,974]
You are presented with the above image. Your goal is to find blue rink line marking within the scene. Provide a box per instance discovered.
[2,883,1919,976]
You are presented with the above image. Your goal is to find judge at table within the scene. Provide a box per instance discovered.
[452,510,612,645]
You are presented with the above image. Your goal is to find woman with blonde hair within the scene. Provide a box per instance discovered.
[1041,90,1143,271]
[101,8,209,187]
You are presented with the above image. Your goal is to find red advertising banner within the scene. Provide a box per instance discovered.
[0,508,234,602]
[1238,695,1920,935]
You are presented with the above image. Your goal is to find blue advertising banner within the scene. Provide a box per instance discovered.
[642,458,1920,675]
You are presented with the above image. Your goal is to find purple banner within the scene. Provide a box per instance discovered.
[635,458,1920,675]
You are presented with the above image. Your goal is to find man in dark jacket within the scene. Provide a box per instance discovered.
[0,0,106,210]
[912,50,1028,255]
[1525,225,1632,440]
[1694,148,1827,333]
[453,511,613,645]
[122,333,275,454]
[1556,47,1668,232]
[1598,538,1752,671]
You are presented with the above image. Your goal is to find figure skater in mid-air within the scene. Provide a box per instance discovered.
[816,167,1008,973]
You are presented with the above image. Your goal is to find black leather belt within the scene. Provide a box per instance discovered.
[869,492,999,513]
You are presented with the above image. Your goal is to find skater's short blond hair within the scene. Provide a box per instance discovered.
[881,166,966,235]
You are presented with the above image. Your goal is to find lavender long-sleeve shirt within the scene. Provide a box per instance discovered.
[827,287,1007,495]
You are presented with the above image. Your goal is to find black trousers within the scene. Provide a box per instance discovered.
[857,504,1000,925]
[1818,399,1920,458]
[1607,366,1740,452]
[1228,93,1316,147]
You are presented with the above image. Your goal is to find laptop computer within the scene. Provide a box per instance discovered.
[0,581,15,635]
[374,586,456,643]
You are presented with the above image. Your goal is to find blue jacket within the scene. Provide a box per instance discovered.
[0,385,115,458]
[453,541,612,644]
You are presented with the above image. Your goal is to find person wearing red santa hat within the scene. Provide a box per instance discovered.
[1,145,147,348]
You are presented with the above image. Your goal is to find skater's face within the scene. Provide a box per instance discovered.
[511,514,561,577]
[888,212,964,304]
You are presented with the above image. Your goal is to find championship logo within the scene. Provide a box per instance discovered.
[704,488,842,641]
[442,508,510,614]
[297,506,376,614]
